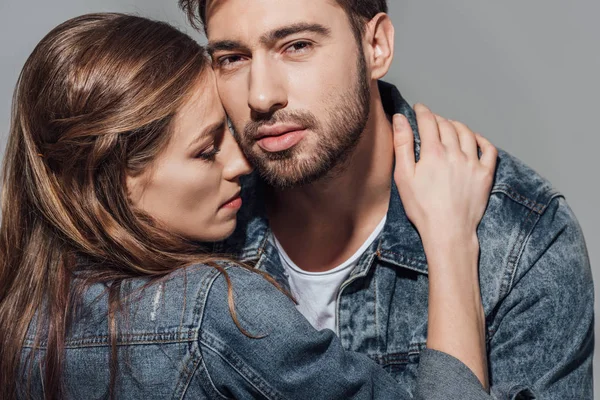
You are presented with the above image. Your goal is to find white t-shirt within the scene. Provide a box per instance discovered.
[273,216,387,332]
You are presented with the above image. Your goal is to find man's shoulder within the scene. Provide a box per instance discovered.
[478,149,590,311]
[491,148,561,213]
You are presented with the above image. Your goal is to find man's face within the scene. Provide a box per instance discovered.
[206,0,371,189]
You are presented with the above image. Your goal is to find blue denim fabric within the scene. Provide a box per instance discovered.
[217,81,594,399]
[19,81,592,399]
[22,265,490,399]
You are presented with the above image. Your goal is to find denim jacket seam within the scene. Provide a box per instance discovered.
[375,248,428,275]
[184,266,240,399]
[489,194,564,343]
[508,191,565,291]
[337,252,378,340]
[189,266,223,336]
[370,342,427,365]
[497,206,541,306]
[23,331,199,349]
[173,268,223,400]
[346,248,379,280]
[239,231,270,264]
[25,266,224,349]
[252,235,271,269]
[199,330,284,400]
[199,341,269,399]
[373,266,381,351]
[490,183,559,302]
[195,346,231,400]
[73,270,214,346]
[174,353,206,400]
[491,183,560,215]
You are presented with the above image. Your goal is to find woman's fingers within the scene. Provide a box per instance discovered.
[435,114,461,153]
[392,114,415,180]
[450,120,478,160]
[411,104,497,172]
[414,103,441,154]
[475,133,498,170]
[395,107,497,245]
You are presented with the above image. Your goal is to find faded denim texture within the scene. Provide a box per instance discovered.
[19,81,593,399]
[217,81,594,399]
[22,265,490,399]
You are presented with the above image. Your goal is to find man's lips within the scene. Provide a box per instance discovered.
[255,124,307,153]
[256,123,305,139]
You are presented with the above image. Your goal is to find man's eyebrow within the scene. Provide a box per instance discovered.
[207,23,331,55]
[207,40,251,56]
[187,120,226,150]
[260,23,331,45]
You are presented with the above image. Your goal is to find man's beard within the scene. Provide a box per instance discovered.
[234,50,371,190]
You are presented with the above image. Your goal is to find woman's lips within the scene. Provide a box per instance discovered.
[220,195,242,210]
[257,129,306,153]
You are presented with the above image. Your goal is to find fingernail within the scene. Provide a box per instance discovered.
[393,114,405,130]
[414,103,429,112]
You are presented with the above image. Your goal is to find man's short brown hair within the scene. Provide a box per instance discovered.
[179,0,388,40]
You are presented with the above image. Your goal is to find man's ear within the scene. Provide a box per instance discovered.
[363,13,395,80]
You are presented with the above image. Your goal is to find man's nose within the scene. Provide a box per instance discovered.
[248,57,287,116]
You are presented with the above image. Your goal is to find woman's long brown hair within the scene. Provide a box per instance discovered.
[0,13,274,399]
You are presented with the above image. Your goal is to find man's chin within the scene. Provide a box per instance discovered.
[255,159,332,190]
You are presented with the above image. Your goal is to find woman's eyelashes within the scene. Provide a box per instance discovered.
[195,125,226,162]
[195,143,221,161]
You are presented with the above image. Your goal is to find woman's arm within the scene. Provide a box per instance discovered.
[392,104,498,390]
[196,266,491,399]
[196,267,408,399]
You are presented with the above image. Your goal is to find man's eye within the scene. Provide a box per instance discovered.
[285,41,313,54]
[216,55,245,69]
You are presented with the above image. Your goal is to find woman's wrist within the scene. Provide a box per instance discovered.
[422,231,489,389]
[420,228,479,250]
[421,233,480,274]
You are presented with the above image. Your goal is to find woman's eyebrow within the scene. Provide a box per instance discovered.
[187,120,226,150]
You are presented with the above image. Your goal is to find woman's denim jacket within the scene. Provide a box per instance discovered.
[23,265,489,399]
[216,82,594,399]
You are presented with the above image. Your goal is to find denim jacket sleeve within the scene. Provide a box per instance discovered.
[487,196,594,399]
[191,266,492,400]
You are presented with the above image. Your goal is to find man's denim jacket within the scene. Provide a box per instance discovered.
[218,81,595,399]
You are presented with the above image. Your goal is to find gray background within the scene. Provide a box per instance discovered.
[1,0,598,393]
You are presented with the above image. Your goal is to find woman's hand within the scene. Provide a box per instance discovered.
[392,104,497,391]
[393,104,497,253]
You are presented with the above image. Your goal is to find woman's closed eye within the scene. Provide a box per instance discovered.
[195,143,221,161]
[193,121,226,162]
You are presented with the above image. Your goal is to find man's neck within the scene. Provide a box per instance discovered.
[267,89,394,272]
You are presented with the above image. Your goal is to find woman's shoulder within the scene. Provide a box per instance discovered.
[25,261,250,348]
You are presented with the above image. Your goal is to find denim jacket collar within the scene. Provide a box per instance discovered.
[230,81,430,281]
